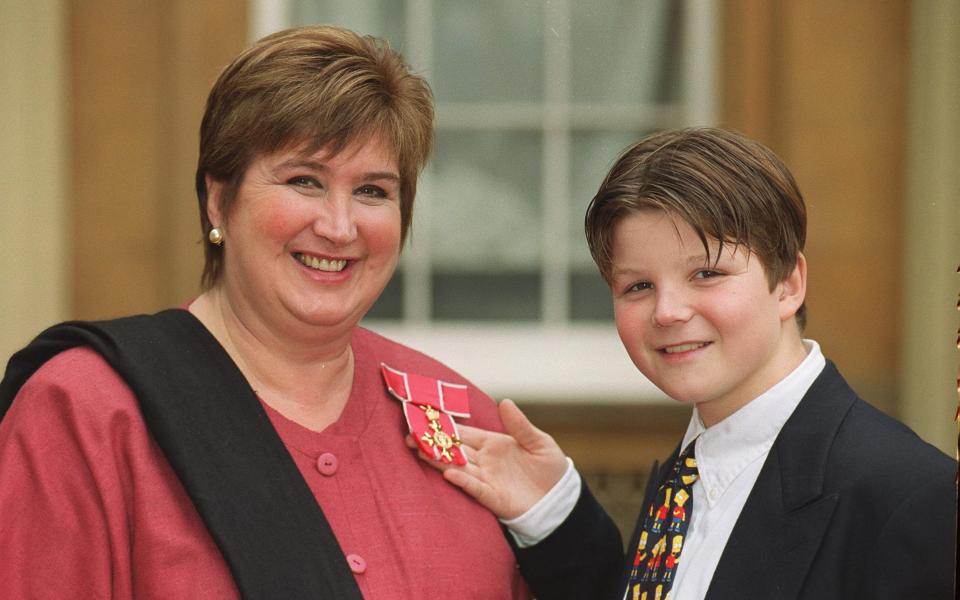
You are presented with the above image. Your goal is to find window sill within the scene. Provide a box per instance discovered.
[363,321,669,404]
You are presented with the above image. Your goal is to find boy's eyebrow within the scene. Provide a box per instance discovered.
[609,264,651,280]
[686,251,713,265]
[610,246,730,278]
[611,251,714,274]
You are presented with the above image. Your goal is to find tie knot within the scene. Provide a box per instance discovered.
[674,442,699,484]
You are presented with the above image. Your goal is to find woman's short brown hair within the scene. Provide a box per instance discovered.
[196,25,434,287]
[585,127,808,328]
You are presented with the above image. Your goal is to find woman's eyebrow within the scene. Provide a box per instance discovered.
[274,158,400,182]
[362,171,401,183]
[275,157,324,171]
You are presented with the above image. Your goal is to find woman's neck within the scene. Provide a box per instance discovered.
[188,287,355,432]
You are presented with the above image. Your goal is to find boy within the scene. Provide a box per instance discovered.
[422,128,957,599]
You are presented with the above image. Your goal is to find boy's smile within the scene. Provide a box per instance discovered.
[610,210,807,427]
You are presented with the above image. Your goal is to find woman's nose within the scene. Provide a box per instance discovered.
[313,193,357,244]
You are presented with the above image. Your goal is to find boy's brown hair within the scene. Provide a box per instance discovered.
[585,127,808,328]
[196,25,434,288]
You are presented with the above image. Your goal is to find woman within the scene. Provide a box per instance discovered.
[0,26,529,599]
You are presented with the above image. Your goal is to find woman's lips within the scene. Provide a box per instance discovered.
[293,252,348,272]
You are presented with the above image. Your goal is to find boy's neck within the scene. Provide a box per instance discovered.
[696,333,809,428]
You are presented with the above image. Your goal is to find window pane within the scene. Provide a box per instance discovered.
[568,130,647,267]
[431,130,542,270]
[363,270,403,320]
[277,0,700,329]
[432,271,541,321]
[290,0,405,46]
[433,0,543,103]
[570,270,613,321]
[570,0,681,103]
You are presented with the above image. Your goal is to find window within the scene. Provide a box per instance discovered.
[250,0,717,402]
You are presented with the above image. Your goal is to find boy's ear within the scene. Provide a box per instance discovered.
[205,174,225,228]
[778,252,807,322]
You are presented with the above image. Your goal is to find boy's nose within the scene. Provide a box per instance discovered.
[651,289,693,327]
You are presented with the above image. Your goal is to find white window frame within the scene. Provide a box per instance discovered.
[249,0,717,402]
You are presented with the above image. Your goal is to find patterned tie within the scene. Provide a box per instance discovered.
[627,441,699,600]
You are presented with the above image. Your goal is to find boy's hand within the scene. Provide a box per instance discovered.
[407,399,567,520]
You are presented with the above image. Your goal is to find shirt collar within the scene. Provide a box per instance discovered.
[680,340,826,507]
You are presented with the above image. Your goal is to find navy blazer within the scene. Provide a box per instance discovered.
[516,361,957,599]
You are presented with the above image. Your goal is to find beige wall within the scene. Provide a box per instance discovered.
[70,0,247,319]
[0,1,68,360]
[723,0,908,412]
[720,0,955,455]
[900,0,959,456]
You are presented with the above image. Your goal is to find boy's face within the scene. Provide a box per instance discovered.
[610,210,806,426]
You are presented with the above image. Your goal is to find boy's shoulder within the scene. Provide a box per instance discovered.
[789,359,955,491]
[837,392,953,472]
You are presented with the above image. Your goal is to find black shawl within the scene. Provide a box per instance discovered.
[0,309,363,599]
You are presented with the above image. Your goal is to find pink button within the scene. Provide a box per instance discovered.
[346,553,366,574]
[316,452,338,476]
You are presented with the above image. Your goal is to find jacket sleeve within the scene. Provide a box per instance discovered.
[0,347,240,599]
[0,353,121,599]
[866,468,958,599]
[512,480,625,600]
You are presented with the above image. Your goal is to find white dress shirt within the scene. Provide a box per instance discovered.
[502,456,582,546]
[666,340,824,599]
[505,341,826,600]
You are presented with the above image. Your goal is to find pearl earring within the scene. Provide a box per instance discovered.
[208,227,224,245]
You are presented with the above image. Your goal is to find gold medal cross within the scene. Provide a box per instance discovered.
[419,405,461,462]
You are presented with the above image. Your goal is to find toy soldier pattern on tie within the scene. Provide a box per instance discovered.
[628,441,699,599]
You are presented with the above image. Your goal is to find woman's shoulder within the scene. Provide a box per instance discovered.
[20,344,128,389]
[9,346,140,425]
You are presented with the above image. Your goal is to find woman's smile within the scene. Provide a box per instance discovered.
[292,252,348,273]
[207,135,402,332]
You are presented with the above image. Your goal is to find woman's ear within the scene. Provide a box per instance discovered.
[205,173,225,228]
[778,252,807,322]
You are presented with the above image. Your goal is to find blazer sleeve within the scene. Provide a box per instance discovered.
[865,468,957,599]
[511,480,624,600]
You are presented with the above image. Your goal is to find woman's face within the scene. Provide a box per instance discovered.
[208,135,402,337]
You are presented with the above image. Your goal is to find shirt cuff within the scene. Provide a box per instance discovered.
[500,457,581,548]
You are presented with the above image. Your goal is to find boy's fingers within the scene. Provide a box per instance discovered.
[455,423,498,448]
[498,398,542,449]
[443,468,498,512]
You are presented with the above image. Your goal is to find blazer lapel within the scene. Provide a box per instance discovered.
[706,362,854,599]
